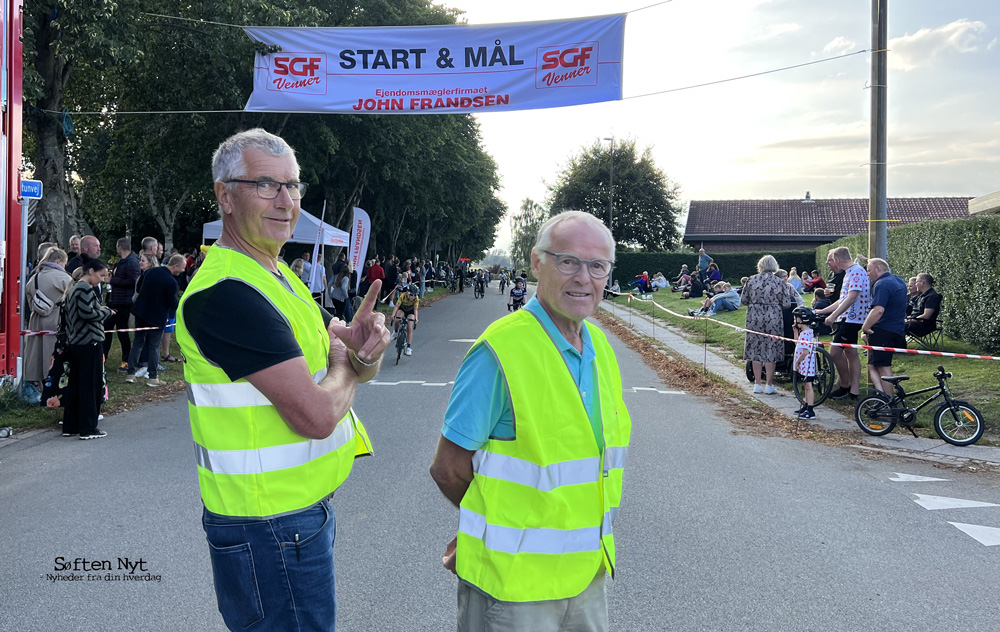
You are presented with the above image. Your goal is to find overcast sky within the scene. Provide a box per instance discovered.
[448,0,999,250]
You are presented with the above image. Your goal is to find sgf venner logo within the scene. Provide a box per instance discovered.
[268,53,327,95]
[535,42,599,89]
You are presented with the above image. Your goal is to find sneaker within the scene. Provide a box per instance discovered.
[793,404,806,415]
[404,346,412,356]
[135,367,149,379]
[688,309,697,316]
[117,362,129,373]
[124,374,135,383]
[157,363,167,371]
[798,409,817,420]
[80,430,107,440]
[146,378,165,387]
[98,415,103,421]
[830,386,851,399]
[752,384,762,394]
[764,384,777,395]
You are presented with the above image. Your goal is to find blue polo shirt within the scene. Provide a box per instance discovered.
[871,272,907,336]
[441,296,602,451]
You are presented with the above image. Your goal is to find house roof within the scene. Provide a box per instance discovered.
[684,197,971,239]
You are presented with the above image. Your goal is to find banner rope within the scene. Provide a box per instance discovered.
[21,326,164,337]
[613,291,1000,362]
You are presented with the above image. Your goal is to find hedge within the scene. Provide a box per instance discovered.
[613,249,816,287]
[816,215,1000,353]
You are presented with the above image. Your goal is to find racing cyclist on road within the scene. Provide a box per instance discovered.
[391,284,420,356]
[507,277,527,311]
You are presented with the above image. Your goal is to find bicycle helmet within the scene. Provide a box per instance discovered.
[792,306,817,325]
[406,284,418,295]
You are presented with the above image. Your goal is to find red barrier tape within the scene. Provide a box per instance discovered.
[21,326,164,337]
[614,291,1000,362]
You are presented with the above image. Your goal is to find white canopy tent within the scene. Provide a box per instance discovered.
[202,211,350,247]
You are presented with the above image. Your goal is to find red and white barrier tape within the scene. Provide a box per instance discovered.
[21,326,164,337]
[615,291,1000,362]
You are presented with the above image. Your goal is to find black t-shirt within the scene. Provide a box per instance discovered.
[183,276,332,382]
[509,287,526,301]
[911,288,941,320]
[827,270,846,302]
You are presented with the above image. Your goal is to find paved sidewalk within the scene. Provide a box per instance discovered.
[600,299,1000,467]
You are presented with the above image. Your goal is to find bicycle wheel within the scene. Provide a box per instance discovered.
[854,393,896,436]
[745,361,755,383]
[395,329,405,365]
[934,401,985,447]
[799,348,836,406]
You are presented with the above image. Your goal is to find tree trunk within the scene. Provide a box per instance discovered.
[148,177,189,255]
[25,12,91,245]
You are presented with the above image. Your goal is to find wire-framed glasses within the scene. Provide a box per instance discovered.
[226,179,308,200]
[543,251,613,279]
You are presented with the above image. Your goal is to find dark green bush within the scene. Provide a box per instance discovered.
[816,215,1000,353]
[614,250,816,287]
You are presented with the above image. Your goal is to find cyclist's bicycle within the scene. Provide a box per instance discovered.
[499,277,507,294]
[474,279,485,299]
[745,346,836,406]
[392,315,416,365]
[854,365,984,446]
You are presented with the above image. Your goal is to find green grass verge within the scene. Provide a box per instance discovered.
[607,289,999,445]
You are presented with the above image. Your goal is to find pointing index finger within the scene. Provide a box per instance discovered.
[357,279,381,315]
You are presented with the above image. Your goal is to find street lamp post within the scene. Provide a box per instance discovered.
[603,136,614,232]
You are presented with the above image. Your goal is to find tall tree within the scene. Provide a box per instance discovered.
[509,198,548,271]
[548,139,683,251]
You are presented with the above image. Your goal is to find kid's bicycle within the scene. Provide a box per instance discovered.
[854,365,985,446]
[393,315,416,365]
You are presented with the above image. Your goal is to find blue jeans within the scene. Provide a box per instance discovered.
[706,297,738,316]
[202,500,337,631]
[128,316,163,378]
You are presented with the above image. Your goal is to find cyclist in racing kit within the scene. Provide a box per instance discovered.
[474,269,487,296]
[507,277,527,311]
[498,270,509,293]
[391,284,420,356]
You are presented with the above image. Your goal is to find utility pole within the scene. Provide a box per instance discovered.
[869,0,889,260]
[603,136,614,233]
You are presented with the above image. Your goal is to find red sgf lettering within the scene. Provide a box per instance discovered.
[540,46,593,70]
[273,57,322,77]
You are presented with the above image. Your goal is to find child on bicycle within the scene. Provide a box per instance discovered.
[792,306,819,419]
[508,278,527,311]
[391,284,419,356]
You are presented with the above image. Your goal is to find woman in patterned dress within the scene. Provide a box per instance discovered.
[742,255,796,394]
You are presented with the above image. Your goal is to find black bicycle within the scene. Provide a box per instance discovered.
[474,279,485,299]
[854,365,984,446]
[393,315,416,365]
[745,346,836,406]
[499,277,507,294]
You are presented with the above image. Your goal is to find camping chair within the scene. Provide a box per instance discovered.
[906,298,944,350]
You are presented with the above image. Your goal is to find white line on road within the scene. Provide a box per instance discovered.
[628,387,686,395]
[367,380,454,387]
[890,473,950,482]
[948,522,1000,546]
[912,494,1000,511]
[449,339,478,343]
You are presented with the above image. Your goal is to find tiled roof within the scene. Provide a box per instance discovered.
[684,197,971,237]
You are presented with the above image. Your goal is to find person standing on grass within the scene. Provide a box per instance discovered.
[861,258,907,393]
[816,247,870,401]
[792,307,819,419]
[105,237,141,372]
[125,255,184,387]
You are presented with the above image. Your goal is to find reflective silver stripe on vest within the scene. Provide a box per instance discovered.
[601,506,619,536]
[188,368,328,408]
[195,411,353,475]
[459,507,601,555]
[472,451,599,492]
[603,446,628,474]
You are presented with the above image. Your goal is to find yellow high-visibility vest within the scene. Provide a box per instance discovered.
[176,245,372,518]
[456,308,631,602]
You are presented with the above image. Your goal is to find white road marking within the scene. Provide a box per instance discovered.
[449,339,478,343]
[367,380,454,387]
[948,523,1000,546]
[912,494,1000,511]
[422,382,449,387]
[628,387,685,395]
[890,473,950,482]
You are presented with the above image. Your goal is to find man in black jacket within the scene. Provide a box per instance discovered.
[125,256,184,387]
[105,237,141,370]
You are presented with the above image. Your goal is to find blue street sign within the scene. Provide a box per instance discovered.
[20,179,43,199]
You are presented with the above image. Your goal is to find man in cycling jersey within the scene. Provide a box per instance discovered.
[391,284,420,355]
[474,269,486,296]
[508,277,527,311]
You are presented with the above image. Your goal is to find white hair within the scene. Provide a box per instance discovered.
[757,255,779,274]
[212,128,299,183]
[531,211,615,261]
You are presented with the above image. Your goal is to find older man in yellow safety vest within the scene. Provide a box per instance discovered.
[176,128,390,631]
[431,211,632,632]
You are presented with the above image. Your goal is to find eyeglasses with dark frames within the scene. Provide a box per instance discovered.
[542,251,613,279]
[226,179,308,200]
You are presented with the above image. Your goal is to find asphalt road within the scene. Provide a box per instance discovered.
[2,283,998,631]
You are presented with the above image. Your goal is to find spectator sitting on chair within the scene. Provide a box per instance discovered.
[690,282,740,317]
[706,262,722,284]
[650,272,668,291]
[905,276,919,317]
[905,273,941,337]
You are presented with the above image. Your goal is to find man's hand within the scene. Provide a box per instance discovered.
[824,315,836,327]
[442,535,457,574]
[330,280,391,365]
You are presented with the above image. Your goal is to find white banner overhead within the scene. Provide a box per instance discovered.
[244,14,626,115]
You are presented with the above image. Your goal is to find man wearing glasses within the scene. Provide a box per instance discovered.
[431,211,632,632]
[176,128,390,631]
